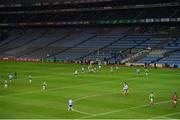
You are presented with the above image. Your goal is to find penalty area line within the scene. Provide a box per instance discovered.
[0,80,118,98]
[77,100,174,119]
[73,92,117,102]
[151,111,180,119]
[0,77,136,98]
[73,109,94,116]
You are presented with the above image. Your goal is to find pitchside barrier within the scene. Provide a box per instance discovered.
[0,57,40,62]
[42,59,65,63]
[0,57,66,63]
[1,57,179,69]
[125,63,164,68]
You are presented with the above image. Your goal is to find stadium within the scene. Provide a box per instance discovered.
[0,0,180,119]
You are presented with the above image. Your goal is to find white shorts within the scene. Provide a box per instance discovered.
[150,98,154,103]
[124,89,128,93]
[173,101,177,104]
[4,84,8,88]
[43,86,46,90]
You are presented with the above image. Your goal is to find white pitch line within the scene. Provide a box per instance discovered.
[73,93,179,119]
[72,92,118,116]
[0,85,78,98]
[0,79,123,98]
[152,111,180,119]
[0,76,136,98]
[73,109,94,116]
[73,92,117,102]
[78,100,172,119]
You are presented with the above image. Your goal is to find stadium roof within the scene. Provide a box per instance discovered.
[0,0,178,6]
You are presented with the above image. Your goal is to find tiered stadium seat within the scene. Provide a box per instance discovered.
[158,51,180,68]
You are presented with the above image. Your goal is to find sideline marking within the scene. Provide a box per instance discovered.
[73,109,94,116]
[152,111,180,119]
[0,77,136,98]
[77,100,175,119]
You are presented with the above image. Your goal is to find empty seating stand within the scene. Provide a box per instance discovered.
[158,51,180,68]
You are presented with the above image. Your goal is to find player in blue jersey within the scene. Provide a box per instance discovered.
[68,99,73,111]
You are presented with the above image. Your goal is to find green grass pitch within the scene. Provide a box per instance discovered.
[0,61,180,119]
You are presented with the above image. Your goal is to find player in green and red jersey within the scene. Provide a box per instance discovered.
[172,92,178,108]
